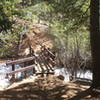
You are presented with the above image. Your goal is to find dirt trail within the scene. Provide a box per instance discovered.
[0,75,99,100]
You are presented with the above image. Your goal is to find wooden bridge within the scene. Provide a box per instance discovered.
[5,47,55,82]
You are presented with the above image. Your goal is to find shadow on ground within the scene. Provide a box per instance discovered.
[0,77,100,100]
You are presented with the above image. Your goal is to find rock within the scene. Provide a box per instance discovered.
[57,75,65,81]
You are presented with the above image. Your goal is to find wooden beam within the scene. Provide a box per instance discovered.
[6,65,35,75]
[6,56,35,65]
[46,48,55,57]
[36,72,54,75]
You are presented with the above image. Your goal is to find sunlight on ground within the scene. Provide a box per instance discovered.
[0,75,98,100]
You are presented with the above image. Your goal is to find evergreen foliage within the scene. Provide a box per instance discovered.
[0,0,90,60]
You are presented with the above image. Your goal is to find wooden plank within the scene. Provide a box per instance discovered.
[6,56,35,65]
[36,72,54,75]
[6,65,35,75]
[46,49,55,57]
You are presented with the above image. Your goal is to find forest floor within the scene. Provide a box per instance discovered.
[0,75,100,100]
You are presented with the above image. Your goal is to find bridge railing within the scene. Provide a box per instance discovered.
[5,55,54,82]
[6,56,36,81]
[6,56,35,65]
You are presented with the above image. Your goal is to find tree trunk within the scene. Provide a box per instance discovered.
[90,0,100,88]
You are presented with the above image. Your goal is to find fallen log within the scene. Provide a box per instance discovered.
[6,56,35,65]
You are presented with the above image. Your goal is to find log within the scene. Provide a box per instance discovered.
[6,56,35,65]
[6,65,35,75]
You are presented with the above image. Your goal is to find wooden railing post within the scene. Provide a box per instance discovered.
[24,62,27,78]
[10,64,15,82]
[33,67,36,74]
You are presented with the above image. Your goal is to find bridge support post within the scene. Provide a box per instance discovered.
[10,64,16,82]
